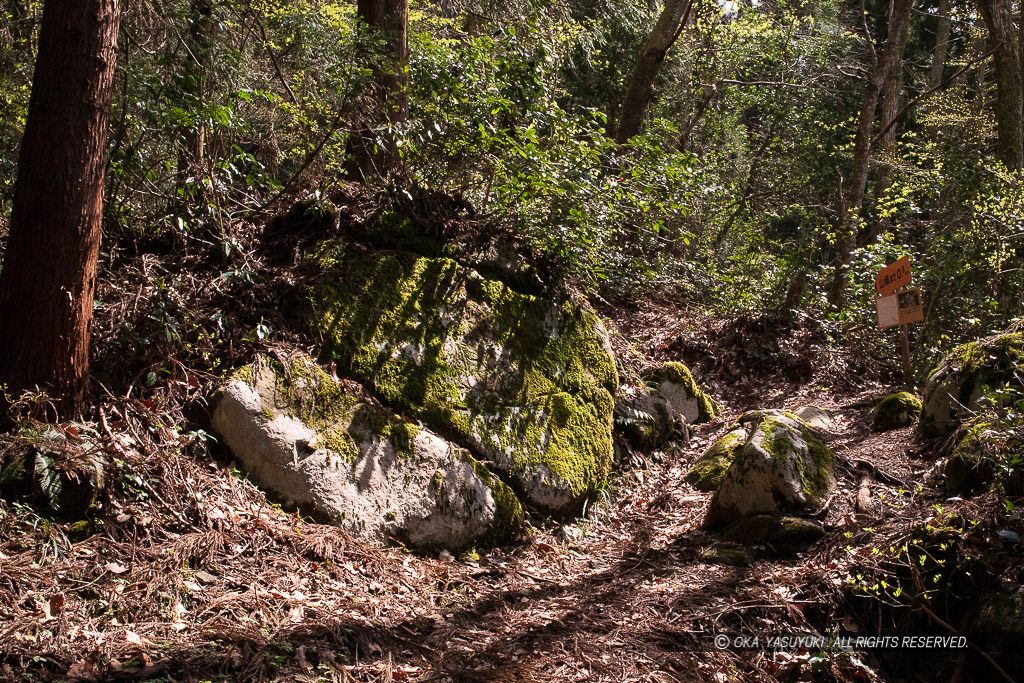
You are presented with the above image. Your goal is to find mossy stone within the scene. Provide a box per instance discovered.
[919,332,1024,438]
[310,251,617,513]
[685,427,745,492]
[212,353,524,548]
[646,362,719,424]
[705,414,835,528]
[873,392,922,431]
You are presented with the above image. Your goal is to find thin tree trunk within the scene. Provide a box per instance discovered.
[346,0,409,181]
[615,0,693,144]
[0,0,121,416]
[929,0,951,89]
[870,0,914,238]
[977,0,1024,169]
[177,0,213,188]
[830,0,913,308]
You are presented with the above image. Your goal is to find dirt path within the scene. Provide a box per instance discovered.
[2,387,943,682]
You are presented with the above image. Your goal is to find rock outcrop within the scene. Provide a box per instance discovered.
[211,354,523,549]
[310,246,618,514]
[704,410,835,528]
[919,332,1024,438]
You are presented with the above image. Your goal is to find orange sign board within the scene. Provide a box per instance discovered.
[876,287,924,329]
[876,256,911,296]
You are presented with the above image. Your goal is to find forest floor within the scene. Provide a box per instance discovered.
[0,203,1020,682]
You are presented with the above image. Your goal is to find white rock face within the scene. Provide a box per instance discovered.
[705,412,835,528]
[211,355,522,549]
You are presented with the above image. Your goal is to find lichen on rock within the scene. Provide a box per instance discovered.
[211,353,523,549]
[310,251,617,514]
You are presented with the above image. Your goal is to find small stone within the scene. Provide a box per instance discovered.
[873,392,922,431]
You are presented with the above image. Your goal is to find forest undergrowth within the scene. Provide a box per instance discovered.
[0,191,1020,683]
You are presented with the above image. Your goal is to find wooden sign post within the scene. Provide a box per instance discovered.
[875,257,922,389]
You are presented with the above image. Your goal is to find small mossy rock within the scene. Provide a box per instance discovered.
[645,362,719,425]
[613,392,675,452]
[310,250,617,514]
[722,514,825,547]
[919,332,1024,438]
[699,545,755,567]
[704,414,835,528]
[738,406,831,435]
[685,427,746,492]
[873,392,922,431]
[211,354,523,549]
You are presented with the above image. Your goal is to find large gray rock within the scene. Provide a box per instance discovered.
[310,248,617,514]
[705,411,835,528]
[919,332,1024,438]
[211,354,523,549]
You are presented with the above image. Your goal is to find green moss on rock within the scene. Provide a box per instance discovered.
[685,428,745,492]
[919,332,1024,438]
[310,252,617,512]
[874,392,922,430]
[648,362,720,423]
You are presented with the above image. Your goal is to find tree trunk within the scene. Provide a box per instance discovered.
[0,0,121,417]
[346,0,409,181]
[869,0,914,237]
[978,0,1024,169]
[614,0,692,144]
[929,0,951,89]
[176,0,213,187]
[829,0,913,308]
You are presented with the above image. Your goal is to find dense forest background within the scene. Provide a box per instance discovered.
[2,0,1022,382]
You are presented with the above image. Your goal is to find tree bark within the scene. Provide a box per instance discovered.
[346,0,409,181]
[870,0,914,236]
[829,0,913,308]
[614,0,693,144]
[928,0,951,89]
[0,0,121,416]
[977,0,1024,169]
[176,0,213,187]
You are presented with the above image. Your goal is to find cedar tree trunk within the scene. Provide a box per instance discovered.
[978,0,1024,169]
[0,0,121,417]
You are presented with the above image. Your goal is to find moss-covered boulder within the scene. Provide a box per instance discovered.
[614,362,718,452]
[646,362,719,425]
[685,427,746,491]
[873,391,922,431]
[310,248,617,514]
[944,419,1024,497]
[919,332,1024,438]
[211,354,523,549]
[704,413,835,529]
